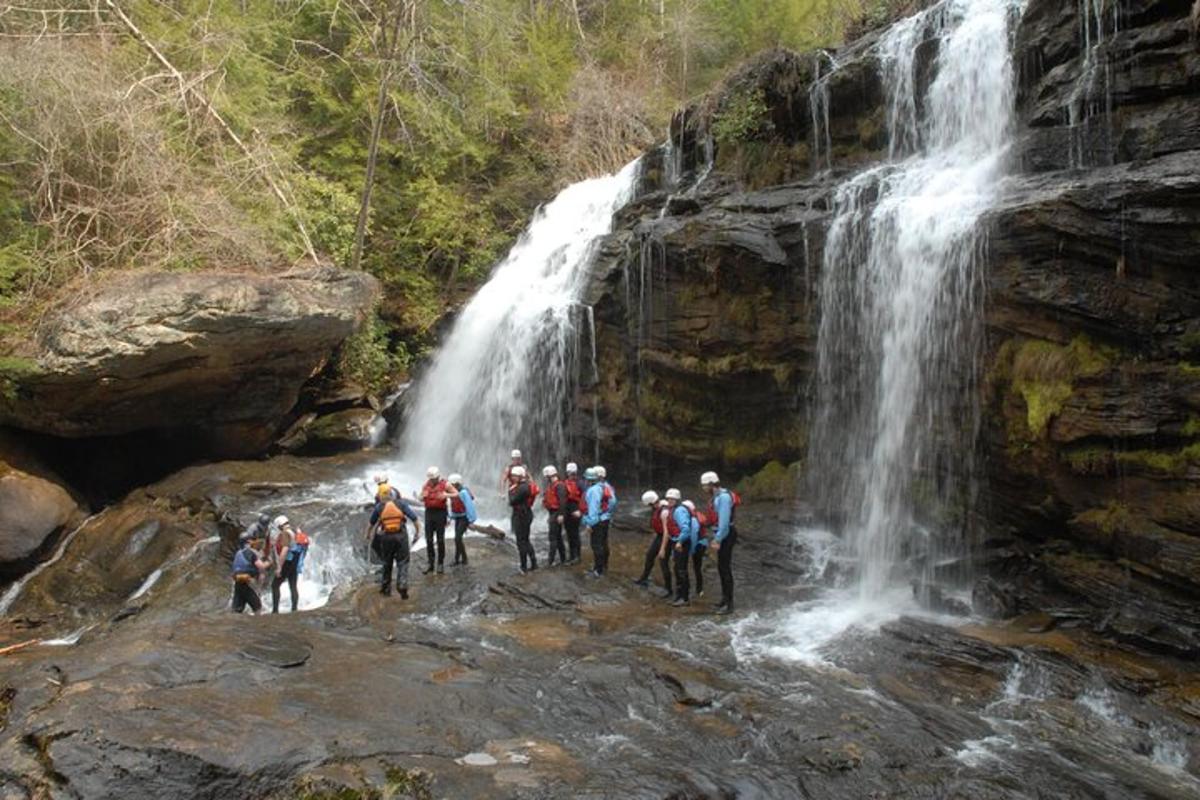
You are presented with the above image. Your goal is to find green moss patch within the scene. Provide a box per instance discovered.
[1007,336,1115,439]
[736,459,803,500]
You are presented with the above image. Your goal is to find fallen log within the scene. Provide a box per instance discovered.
[0,639,42,656]
[469,523,506,541]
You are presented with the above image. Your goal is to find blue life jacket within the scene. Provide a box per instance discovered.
[450,486,478,524]
[671,505,694,547]
[231,546,258,577]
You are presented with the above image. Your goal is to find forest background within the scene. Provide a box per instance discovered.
[0,0,890,387]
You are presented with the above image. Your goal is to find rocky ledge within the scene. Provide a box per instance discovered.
[0,267,379,458]
[1,453,1197,798]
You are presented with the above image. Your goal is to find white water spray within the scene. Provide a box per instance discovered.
[386,159,640,512]
[809,0,1022,601]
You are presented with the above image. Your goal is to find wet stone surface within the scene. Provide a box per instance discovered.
[0,455,1197,799]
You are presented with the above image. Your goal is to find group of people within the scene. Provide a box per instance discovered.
[230,514,312,614]
[635,471,739,615]
[231,449,739,617]
[364,467,479,598]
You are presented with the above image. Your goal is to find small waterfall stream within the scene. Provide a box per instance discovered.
[391,159,641,515]
[809,0,1022,601]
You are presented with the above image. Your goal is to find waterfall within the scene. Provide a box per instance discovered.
[808,0,1023,600]
[392,159,641,513]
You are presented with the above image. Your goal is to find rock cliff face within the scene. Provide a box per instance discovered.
[1,268,378,454]
[580,0,1200,653]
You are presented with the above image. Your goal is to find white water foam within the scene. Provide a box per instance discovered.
[392,159,641,519]
[809,0,1023,601]
[731,584,917,666]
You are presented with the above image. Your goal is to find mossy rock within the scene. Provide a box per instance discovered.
[736,459,803,500]
[1000,335,1117,440]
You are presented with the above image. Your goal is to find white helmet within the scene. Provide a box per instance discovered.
[373,473,387,484]
[543,465,558,478]
[510,465,527,478]
[594,466,607,479]
[566,462,579,474]
[665,488,682,501]
[426,466,440,479]
[700,471,720,486]
[273,515,289,528]
[448,473,463,486]
[683,500,696,512]
[641,490,660,506]
[511,449,522,459]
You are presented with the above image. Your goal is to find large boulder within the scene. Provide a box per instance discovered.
[0,267,379,456]
[0,461,84,580]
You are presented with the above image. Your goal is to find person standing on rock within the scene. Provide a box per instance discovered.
[500,449,524,494]
[634,491,673,598]
[270,516,306,614]
[508,465,538,573]
[702,472,739,615]
[683,499,708,598]
[447,473,477,566]
[582,467,616,578]
[231,537,269,614]
[665,489,695,607]
[563,463,585,564]
[240,512,272,547]
[542,465,568,567]
[374,474,403,504]
[368,492,420,598]
[420,467,458,575]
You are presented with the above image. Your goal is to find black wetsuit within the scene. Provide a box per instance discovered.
[563,478,584,563]
[271,555,299,613]
[638,530,672,593]
[509,482,537,572]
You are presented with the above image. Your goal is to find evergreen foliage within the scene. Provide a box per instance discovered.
[0,0,861,372]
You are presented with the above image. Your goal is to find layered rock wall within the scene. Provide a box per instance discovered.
[580,0,1200,653]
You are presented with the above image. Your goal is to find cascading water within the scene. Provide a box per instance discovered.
[392,159,641,512]
[269,160,641,610]
[807,0,1022,602]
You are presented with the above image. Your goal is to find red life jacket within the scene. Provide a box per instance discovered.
[650,503,680,537]
[527,481,540,508]
[564,478,583,506]
[599,483,613,513]
[294,530,311,547]
[542,479,562,511]
[705,489,741,528]
[450,495,466,514]
[422,479,450,509]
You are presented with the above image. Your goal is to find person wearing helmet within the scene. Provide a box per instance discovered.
[664,489,695,606]
[230,536,268,614]
[420,466,459,575]
[542,465,568,566]
[683,500,708,597]
[581,466,616,578]
[374,473,402,504]
[634,490,673,598]
[507,465,538,573]
[368,487,421,598]
[447,473,477,566]
[500,449,524,493]
[562,463,585,564]
[240,512,272,547]
[702,471,738,614]
[269,516,300,613]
